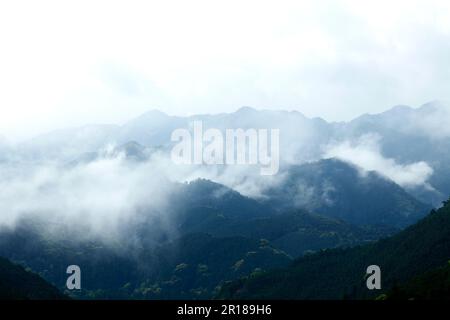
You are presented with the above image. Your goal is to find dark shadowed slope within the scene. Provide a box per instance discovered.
[384,262,450,300]
[0,256,66,300]
[218,199,450,300]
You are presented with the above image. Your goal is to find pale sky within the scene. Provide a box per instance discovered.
[1,0,450,141]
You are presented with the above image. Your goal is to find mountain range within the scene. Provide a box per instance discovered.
[1,101,450,299]
[0,174,395,299]
[11,101,450,205]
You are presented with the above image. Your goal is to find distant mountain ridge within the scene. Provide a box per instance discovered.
[12,101,450,206]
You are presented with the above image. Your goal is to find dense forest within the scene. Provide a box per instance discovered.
[218,199,450,299]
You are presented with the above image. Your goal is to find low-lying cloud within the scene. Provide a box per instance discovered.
[324,134,434,187]
[0,151,175,241]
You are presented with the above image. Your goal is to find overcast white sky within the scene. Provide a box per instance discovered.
[1,0,450,141]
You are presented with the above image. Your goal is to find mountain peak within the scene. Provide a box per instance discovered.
[235,106,258,114]
[137,109,169,119]
[386,104,414,113]
[123,109,173,129]
[418,100,449,113]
